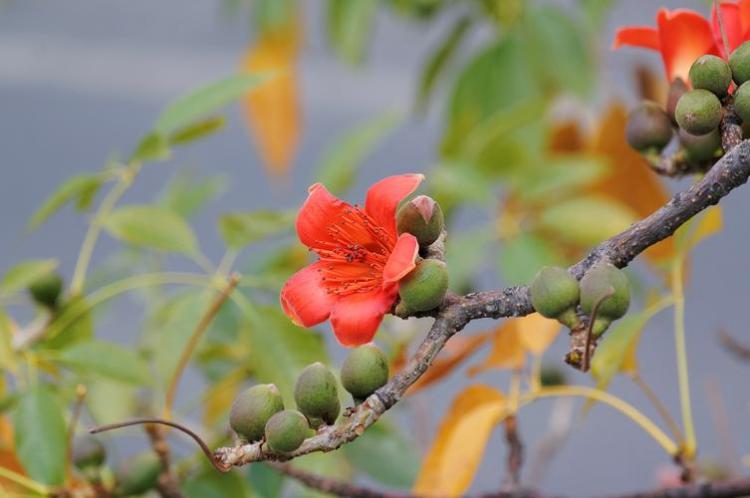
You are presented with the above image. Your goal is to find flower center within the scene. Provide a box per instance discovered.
[314,206,395,297]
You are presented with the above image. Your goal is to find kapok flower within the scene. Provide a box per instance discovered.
[613,2,750,83]
[280,174,424,347]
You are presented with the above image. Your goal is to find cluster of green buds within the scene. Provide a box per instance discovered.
[625,43,750,163]
[529,263,630,337]
[228,345,389,453]
[395,195,449,314]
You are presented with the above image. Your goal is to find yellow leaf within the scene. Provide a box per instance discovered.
[517,313,561,356]
[468,321,526,375]
[685,206,723,251]
[413,385,505,497]
[202,367,247,427]
[240,27,301,177]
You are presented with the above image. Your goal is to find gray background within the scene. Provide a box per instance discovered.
[2,0,750,496]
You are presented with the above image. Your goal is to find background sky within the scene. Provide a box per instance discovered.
[2,0,750,496]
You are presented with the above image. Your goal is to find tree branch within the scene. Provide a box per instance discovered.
[214,138,750,467]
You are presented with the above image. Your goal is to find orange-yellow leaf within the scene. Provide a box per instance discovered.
[406,333,490,395]
[468,320,525,375]
[685,206,723,251]
[588,103,674,263]
[240,28,301,177]
[517,313,562,356]
[203,367,247,427]
[0,417,27,492]
[413,385,506,497]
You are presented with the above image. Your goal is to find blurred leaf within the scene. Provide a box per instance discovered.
[413,385,505,497]
[407,333,490,395]
[292,452,353,498]
[591,298,671,390]
[239,304,328,406]
[131,132,171,163]
[156,72,275,134]
[468,320,525,375]
[510,157,607,203]
[57,340,150,385]
[675,206,723,253]
[168,116,226,146]
[517,313,562,355]
[13,387,66,486]
[538,195,636,247]
[246,463,284,498]
[498,232,562,285]
[160,171,227,219]
[316,111,401,195]
[241,31,300,176]
[416,15,471,110]
[184,468,251,498]
[327,0,378,65]
[580,0,614,31]
[522,6,593,96]
[0,259,57,295]
[28,174,104,230]
[203,367,246,427]
[0,309,15,374]
[38,295,93,350]
[103,205,198,254]
[429,161,493,214]
[344,421,419,487]
[252,0,296,35]
[219,210,295,249]
[86,379,138,424]
[445,227,493,292]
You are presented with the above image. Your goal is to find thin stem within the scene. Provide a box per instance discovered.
[71,162,142,295]
[65,384,88,484]
[715,0,732,57]
[671,260,696,459]
[163,273,240,419]
[216,248,239,277]
[0,466,50,496]
[520,386,679,456]
[631,373,684,443]
[581,287,615,372]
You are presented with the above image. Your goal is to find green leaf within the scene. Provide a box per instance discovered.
[428,161,493,215]
[0,308,16,373]
[131,132,171,163]
[168,116,227,146]
[291,452,352,498]
[499,233,562,285]
[218,210,295,249]
[246,464,284,498]
[103,205,198,254]
[155,72,275,134]
[316,111,401,195]
[39,295,93,350]
[326,0,378,65]
[0,259,58,295]
[510,157,607,202]
[252,0,296,35]
[344,421,419,487]
[160,171,227,219]
[86,379,138,424]
[57,340,150,384]
[28,174,104,230]
[445,227,493,292]
[184,468,251,498]
[239,304,329,406]
[538,196,637,247]
[416,15,471,110]
[13,387,67,485]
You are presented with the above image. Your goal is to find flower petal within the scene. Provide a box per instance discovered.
[364,174,424,237]
[711,2,743,57]
[382,233,419,285]
[329,288,397,347]
[296,183,352,250]
[612,26,660,50]
[739,0,750,38]
[657,8,720,82]
[280,262,335,328]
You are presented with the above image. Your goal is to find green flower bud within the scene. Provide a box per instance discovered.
[540,365,567,387]
[114,452,161,496]
[734,81,750,123]
[229,384,284,442]
[689,54,732,96]
[294,362,340,427]
[28,272,63,310]
[341,344,389,401]
[265,410,310,453]
[396,195,444,247]
[398,259,449,313]
[72,435,106,470]
[679,128,722,162]
[625,101,673,152]
[675,89,722,135]
[529,266,581,329]
[667,78,689,124]
[579,263,630,336]
[730,40,750,84]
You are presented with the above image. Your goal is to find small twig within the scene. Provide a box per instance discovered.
[65,384,87,483]
[718,329,750,361]
[145,424,184,498]
[715,0,732,58]
[581,288,615,372]
[164,273,240,419]
[705,376,741,477]
[631,374,684,444]
[89,418,228,472]
[504,415,524,487]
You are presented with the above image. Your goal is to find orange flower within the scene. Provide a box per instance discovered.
[613,2,750,83]
[280,174,424,347]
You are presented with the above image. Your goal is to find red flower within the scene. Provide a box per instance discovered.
[280,174,424,347]
[613,2,750,83]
